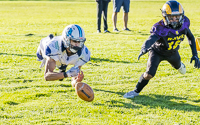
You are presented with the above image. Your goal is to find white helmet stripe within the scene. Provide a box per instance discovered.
[75,25,82,37]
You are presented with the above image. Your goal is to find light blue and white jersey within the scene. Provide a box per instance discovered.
[37,35,91,68]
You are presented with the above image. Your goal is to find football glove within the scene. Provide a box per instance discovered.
[138,48,149,60]
[66,66,80,77]
[190,55,200,68]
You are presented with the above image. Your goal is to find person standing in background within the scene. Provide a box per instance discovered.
[96,0,111,33]
[112,0,130,32]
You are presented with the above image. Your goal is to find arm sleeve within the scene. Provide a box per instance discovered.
[186,29,198,56]
[141,34,160,50]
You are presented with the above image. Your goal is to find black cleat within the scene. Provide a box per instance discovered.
[49,34,54,39]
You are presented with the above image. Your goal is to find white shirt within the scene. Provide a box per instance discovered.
[37,35,91,68]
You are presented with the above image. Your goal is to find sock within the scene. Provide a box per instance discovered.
[134,73,150,93]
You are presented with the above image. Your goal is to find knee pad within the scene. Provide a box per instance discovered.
[143,72,153,80]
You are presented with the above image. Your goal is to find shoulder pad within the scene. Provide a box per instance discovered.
[79,46,90,57]
[182,16,190,28]
[75,46,91,66]
[150,20,168,36]
[44,37,62,57]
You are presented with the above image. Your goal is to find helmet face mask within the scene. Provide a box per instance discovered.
[69,39,85,53]
[62,24,86,53]
[162,0,184,29]
[166,14,183,29]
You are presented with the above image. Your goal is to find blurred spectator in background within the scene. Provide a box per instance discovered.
[96,0,111,33]
[112,0,130,32]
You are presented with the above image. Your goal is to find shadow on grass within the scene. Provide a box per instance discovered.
[90,57,132,64]
[108,30,150,36]
[192,99,200,103]
[4,101,19,105]
[0,53,35,57]
[0,53,131,64]
[94,89,200,112]
[34,84,72,88]
[133,94,200,112]
[93,89,141,109]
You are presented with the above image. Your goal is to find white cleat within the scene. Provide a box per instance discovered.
[178,62,186,74]
[123,90,139,98]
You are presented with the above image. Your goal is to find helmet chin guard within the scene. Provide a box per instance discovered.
[62,24,86,53]
[69,44,82,53]
[161,0,184,29]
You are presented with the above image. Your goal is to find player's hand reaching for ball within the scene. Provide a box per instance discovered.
[71,71,84,87]
[76,71,84,82]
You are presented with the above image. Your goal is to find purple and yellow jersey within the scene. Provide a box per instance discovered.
[142,16,197,57]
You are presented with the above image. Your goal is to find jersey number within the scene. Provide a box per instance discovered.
[168,40,181,50]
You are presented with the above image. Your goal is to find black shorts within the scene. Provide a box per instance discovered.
[146,49,181,77]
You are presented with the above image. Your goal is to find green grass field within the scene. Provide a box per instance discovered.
[0,0,200,124]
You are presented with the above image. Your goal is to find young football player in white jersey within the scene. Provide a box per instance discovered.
[36,24,91,87]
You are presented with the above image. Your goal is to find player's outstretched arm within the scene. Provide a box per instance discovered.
[186,29,198,57]
[138,34,159,60]
[186,29,200,68]
[44,57,65,81]
[44,58,80,81]
[138,48,149,60]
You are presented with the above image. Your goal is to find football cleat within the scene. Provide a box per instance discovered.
[123,90,139,98]
[49,34,54,39]
[178,62,186,74]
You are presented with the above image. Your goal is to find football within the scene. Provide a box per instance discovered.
[75,82,94,102]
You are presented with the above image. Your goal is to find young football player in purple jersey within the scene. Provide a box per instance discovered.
[36,24,91,87]
[123,0,200,98]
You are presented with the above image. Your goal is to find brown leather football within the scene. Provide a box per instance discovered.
[75,82,94,102]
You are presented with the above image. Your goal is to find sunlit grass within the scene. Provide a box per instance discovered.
[0,0,200,124]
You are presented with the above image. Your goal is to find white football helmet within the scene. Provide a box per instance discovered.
[62,24,86,53]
